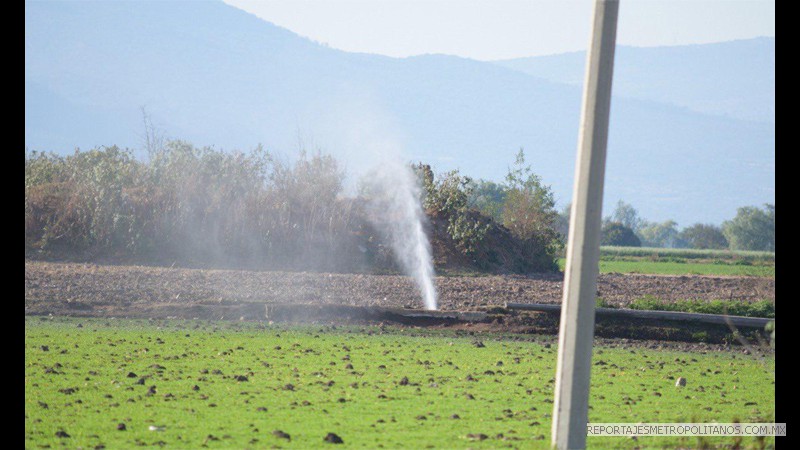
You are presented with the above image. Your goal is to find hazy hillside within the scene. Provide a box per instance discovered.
[494,38,775,124]
[25,0,774,225]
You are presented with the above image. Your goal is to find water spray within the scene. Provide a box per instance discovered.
[362,162,438,310]
[313,98,438,309]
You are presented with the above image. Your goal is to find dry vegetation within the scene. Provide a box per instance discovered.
[25,143,561,274]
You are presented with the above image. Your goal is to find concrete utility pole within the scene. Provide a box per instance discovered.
[551,0,619,449]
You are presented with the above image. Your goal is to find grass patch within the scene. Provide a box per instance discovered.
[628,297,775,319]
[25,318,774,449]
[599,247,775,263]
[558,258,775,277]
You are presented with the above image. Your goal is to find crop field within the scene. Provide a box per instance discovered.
[25,317,775,449]
[598,247,775,262]
[581,260,774,278]
[557,247,776,278]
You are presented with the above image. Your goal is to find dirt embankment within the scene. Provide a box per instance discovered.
[25,260,774,314]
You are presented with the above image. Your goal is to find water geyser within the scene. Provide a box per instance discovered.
[363,162,438,310]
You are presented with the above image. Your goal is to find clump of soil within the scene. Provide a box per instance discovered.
[272,430,290,441]
[324,433,344,444]
[466,433,488,441]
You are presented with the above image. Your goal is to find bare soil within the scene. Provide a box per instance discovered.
[24,260,776,351]
[25,260,774,313]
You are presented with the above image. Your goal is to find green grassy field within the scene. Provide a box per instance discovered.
[25,318,775,449]
[572,259,776,277]
[598,247,775,263]
[557,247,775,277]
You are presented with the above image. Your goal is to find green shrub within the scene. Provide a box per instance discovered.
[628,296,774,318]
[413,164,490,256]
[601,222,642,247]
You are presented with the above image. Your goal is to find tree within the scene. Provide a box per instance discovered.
[467,179,507,222]
[554,203,571,242]
[501,150,558,239]
[722,204,775,251]
[500,149,561,270]
[605,200,644,232]
[601,222,641,247]
[638,220,680,248]
[679,223,728,249]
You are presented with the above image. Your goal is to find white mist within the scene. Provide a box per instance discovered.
[308,95,439,310]
[362,162,438,310]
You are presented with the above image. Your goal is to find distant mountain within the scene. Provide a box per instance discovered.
[494,38,775,124]
[25,0,774,225]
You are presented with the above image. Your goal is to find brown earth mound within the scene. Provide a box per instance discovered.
[427,210,556,275]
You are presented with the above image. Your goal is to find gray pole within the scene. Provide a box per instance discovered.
[551,0,619,449]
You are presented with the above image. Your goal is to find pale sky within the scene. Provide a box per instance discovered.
[223,0,774,60]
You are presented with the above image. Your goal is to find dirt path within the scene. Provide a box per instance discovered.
[25,260,774,313]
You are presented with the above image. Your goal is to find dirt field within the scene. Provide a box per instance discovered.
[25,260,774,313]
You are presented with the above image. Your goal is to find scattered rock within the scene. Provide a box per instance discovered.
[55,430,70,438]
[234,375,249,382]
[117,423,127,431]
[399,377,409,386]
[675,377,687,387]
